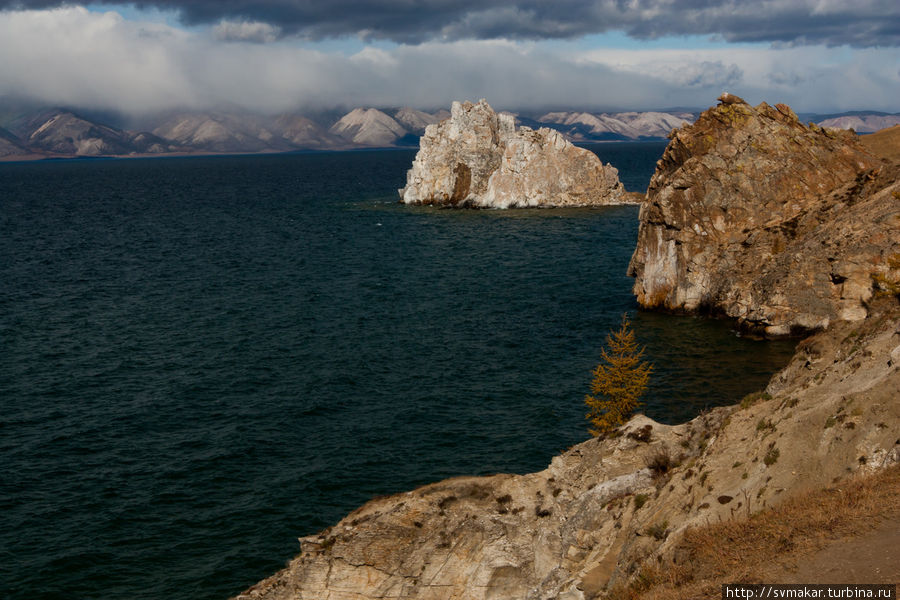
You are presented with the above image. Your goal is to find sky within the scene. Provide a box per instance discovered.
[0,0,898,116]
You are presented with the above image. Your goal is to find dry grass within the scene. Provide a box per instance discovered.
[610,464,900,600]
[859,124,900,162]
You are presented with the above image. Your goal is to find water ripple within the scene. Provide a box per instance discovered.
[0,150,794,600]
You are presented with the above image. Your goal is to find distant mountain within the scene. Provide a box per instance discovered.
[271,113,347,149]
[8,109,178,156]
[14,110,130,155]
[392,107,441,134]
[329,108,408,146]
[151,112,294,153]
[615,111,696,138]
[814,112,900,133]
[126,131,178,154]
[0,126,28,157]
[2,100,897,161]
[537,110,696,140]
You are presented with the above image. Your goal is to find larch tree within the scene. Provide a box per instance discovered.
[585,314,653,437]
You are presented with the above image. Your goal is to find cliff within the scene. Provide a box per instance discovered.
[235,298,899,600]
[234,97,900,599]
[628,94,898,336]
[399,100,627,208]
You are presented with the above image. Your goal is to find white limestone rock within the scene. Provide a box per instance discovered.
[399,99,627,208]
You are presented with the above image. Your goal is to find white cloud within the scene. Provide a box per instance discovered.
[0,7,896,115]
[577,45,900,112]
[212,19,281,43]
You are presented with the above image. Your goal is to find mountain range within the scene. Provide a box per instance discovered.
[0,102,897,160]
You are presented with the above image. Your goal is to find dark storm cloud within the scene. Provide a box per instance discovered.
[1,0,898,47]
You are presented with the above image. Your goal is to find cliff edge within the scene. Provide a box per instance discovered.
[399,100,627,208]
[234,96,900,600]
[628,93,898,336]
[234,299,899,600]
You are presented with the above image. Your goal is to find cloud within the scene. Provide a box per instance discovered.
[610,58,745,89]
[0,0,898,47]
[212,20,281,43]
[0,7,897,115]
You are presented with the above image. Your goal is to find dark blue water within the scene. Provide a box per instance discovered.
[0,145,795,600]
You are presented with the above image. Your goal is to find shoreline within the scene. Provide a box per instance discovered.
[0,139,673,164]
[234,297,900,599]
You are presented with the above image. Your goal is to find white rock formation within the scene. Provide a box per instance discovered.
[399,99,627,208]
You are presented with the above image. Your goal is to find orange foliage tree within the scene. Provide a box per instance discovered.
[585,314,653,436]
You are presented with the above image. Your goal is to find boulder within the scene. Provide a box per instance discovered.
[399,99,627,208]
[628,94,898,336]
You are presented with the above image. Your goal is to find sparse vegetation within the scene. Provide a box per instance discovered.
[585,314,653,436]
[609,465,900,600]
[644,520,669,540]
[634,494,649,510]
[740,391,772,409]
[763,447,780,466]
[871,253,900,297]
[645,447,678,478]
[756,418,775,433]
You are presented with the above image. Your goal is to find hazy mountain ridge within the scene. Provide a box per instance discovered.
[329,108,408,146]
[0,103,896,160]
[538,110,698,140]
[0,125,28,157]
[816,113,900,133]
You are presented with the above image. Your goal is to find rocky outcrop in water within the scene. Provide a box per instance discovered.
[233,96,900,600]
[399,100,627,208]
[628,94,898,336]
[235,297,900,600]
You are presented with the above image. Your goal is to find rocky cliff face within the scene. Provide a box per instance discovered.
[235,298,899,600]
[235,97,900,599]
[399,100,627,208]
[628,93,898,336]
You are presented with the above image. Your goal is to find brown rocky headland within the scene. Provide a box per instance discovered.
[628,93,898,337]
[235,97,900,599]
